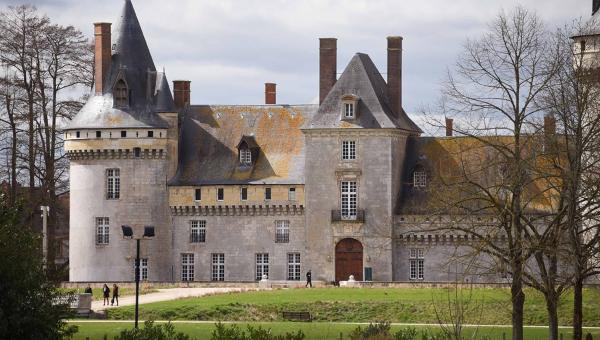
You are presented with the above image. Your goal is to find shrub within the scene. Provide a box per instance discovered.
[113,320,190,340]
[349,322,393,340]
[210,322,305,340]
[393,327,417,340]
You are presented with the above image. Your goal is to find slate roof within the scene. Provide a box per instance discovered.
[67,0,172,130]
[305,53,421,133]
[396,136,557,215]
[169,105,317,186]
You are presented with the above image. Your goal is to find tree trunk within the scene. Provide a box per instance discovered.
[511,260,525,340]
[546,292,559,340]
[573,275,584,340]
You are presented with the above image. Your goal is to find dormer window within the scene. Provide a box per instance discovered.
[236,135,260,167]
[341,94,359,120]
[413,171,427,188]
[114,79,128,107]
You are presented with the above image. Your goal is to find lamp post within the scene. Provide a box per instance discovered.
[122,225,155,329]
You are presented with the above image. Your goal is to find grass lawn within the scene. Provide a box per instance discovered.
[69,321,600,340]
[106,287,600,327]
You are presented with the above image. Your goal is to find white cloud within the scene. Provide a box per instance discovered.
[1,0,592,112]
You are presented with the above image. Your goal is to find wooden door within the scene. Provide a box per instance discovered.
[335,238,363,282]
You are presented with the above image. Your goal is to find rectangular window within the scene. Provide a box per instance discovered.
[265,187,271,200]
[96,131,101,138]
[409,248,425,280]
[76,131,80,138]
[413,171,427,188]
[256,253,269,281]
[217,188,224,201]
[135,258,149,281]
[288,187,296,201]
[240,187,248,201]
[106,169,120,199]
[240,149,252,165]
[342,140,356,160]
[133,147,141,158]
[95,217,109,245]
[275,220,290,243]
[211,253,225,281]
[341,181,357,219]
[287,253,301,281]
[344,103,354,118]
[190,220,206,243]
[181,253,195,281]
[121,131,127,138]
[194,188,202,201]
[148,131,154,138]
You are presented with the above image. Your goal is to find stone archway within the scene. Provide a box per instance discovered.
[335,238,363,282]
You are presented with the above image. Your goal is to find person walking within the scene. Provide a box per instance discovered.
[111,284,119,306]
[305,270,312,288]
[102,284,110,306]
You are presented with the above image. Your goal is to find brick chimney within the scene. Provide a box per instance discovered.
[265,83,276,105]
[445,118,453,137]
[387,36,403,116]
[319,38,337,105]
[173,80,191,110]
[94,23,112,95]
[594,0,600,15]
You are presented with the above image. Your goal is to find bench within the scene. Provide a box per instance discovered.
[282,311,312,322]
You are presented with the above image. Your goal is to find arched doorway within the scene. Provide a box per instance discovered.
[335,238,363,282]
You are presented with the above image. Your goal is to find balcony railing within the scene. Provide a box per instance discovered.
[331,209,365,223]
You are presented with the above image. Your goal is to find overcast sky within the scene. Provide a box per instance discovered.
[0,0,593,115]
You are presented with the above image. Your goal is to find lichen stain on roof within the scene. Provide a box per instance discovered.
[170,105,317,186]
[398,135,560,215]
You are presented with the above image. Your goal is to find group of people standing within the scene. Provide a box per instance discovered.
[84,284,119,306]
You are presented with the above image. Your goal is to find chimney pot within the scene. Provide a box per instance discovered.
[445,118,453,137]
[319,38,337,105]
[94,23,112,95]
[173,80,191,110]
[265,83,276,105]
[387,36,403,116]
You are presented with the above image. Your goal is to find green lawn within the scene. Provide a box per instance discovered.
[106,287,600,326]
[69,321,600,340]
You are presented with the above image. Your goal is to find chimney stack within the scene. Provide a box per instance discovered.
[387,36,403,116]
[265,83,276,105]
[173,80,191,110]
[594,0,600,15]
[319,38,337,105]
[445,118,453,137]
[94,23,112,95]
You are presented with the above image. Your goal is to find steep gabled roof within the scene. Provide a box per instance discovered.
[305,53,421,133]
[67,0,173,130]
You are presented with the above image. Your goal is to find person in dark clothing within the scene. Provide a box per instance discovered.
[84,285,93,295]
[111,284,119,306]
[102,284,110,306]
[305,270,312,288]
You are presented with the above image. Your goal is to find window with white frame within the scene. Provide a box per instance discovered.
[413,171,427,188]
[181,253,194,281]
[106,169,120,199]
[256,253,269,280]
[190,220,206,243]
[134,258,148,281]
[344,103,355,118]
[409,248,424,280]
[287,253,301,281]
[96,217,109,245]
[212,253,225,281]
[288,187,296,201]
[341,181,357,219]
[240,148,252,165]
[275,220,290,243]
[342,140,356,160]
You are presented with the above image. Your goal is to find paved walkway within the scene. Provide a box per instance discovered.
[93,287,253,311]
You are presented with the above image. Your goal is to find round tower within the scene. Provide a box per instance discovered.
[65,0,178,282]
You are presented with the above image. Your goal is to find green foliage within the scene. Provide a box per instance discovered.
[211,322,305,340]
[394,327,418,340]
[349,322,392,339]
[0,196,76,340]
[114,320,191,340]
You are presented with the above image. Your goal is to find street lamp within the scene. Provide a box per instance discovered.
[121,225,155,329]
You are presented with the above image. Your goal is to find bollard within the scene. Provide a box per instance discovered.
[560,333,563,340]
[586,333,593,340]
[502,332,506,340]
[339,332,343,340]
